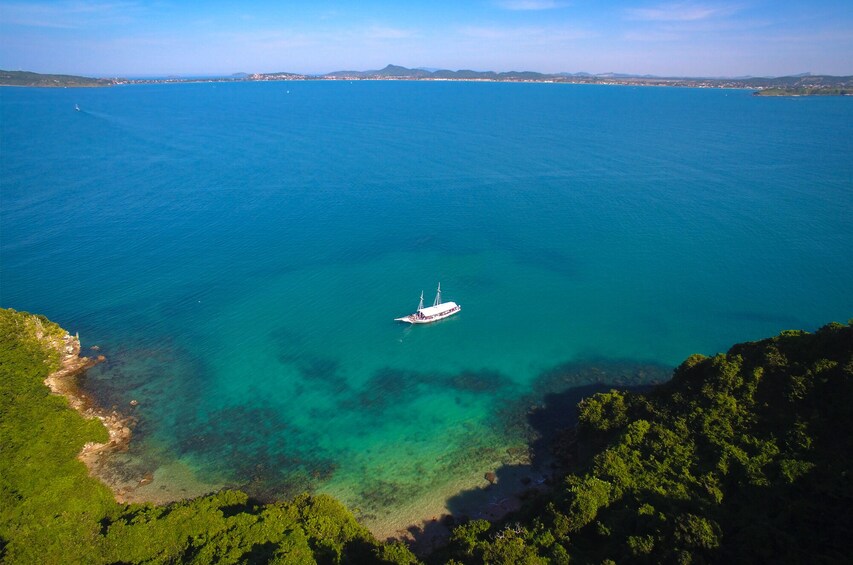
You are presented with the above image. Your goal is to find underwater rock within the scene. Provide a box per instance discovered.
[484,471,497,484]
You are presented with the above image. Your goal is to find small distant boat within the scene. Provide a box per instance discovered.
[395,283,460,324]
[75,104,80,111]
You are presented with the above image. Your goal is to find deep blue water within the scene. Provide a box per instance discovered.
[2,81,851,532]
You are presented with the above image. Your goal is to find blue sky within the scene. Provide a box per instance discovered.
[1,1,851,76]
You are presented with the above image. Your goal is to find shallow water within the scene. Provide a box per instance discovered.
[2,81,851,533]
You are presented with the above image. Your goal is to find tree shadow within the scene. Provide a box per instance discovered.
[400,359,670,557]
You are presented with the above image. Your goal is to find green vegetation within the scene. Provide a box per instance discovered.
[0,308,416,564]
[2,306,851,563]
[0,70,115,87]
[439,321,853,563]
[754,87,850,96]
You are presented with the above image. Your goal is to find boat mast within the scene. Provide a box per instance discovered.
[433,282,441,307]
[418,291,424,311]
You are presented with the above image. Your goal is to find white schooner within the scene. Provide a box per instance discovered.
[395,283,461,324]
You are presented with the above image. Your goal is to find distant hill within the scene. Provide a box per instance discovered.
[755,86,851,97]
[5,66,852,93]
[0,70,115,87]
[311,65,853,91]
[322,64,549,81]
[742,74,853,88]
[325,64,432,78]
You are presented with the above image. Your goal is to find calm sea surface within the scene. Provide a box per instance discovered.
[2,81,851,532]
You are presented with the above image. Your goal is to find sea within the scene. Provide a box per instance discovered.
[2,81,851,536]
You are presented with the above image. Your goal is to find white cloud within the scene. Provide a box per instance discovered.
[363,26,416,40]
[1,1,141,28]
[623,30,683,42]
[626,2,739,22]
[460,25,518,40]
[459,24,591,43]
[496,1,566,11]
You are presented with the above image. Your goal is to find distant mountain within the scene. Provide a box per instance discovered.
[374,64,432,78]
[325,64,432,78]
[263,71,305,78]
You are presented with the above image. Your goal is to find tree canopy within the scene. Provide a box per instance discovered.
[440,321,853,564]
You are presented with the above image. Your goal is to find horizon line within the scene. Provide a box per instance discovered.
[7,65,849,81]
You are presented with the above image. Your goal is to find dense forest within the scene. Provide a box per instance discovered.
[438,322,853,564]
[1,307,851,563]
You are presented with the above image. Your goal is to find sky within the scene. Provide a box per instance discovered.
[1,1,851,77]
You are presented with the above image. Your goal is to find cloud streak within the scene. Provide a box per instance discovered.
[496,0,566,11]
[623,30,684,42]
[363,26,417,40]
[2,0,141,28]
[460,24,591,42]
[626,2,739,22]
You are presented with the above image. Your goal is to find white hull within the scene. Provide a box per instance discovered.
[395,303,461,324]
[396,284,460,324]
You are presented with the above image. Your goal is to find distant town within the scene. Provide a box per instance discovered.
[2,65,851,95]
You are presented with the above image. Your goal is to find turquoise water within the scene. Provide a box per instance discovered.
[2,82,851,531]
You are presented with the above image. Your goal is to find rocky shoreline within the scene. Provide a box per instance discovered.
[43,332,140,499]
[39,331,562,550]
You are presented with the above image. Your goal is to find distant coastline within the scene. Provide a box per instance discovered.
[753,86,850,96]
[0,70,114,88]
[3,65,852,94]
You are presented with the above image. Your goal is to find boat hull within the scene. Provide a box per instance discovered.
[395,304,461,324]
